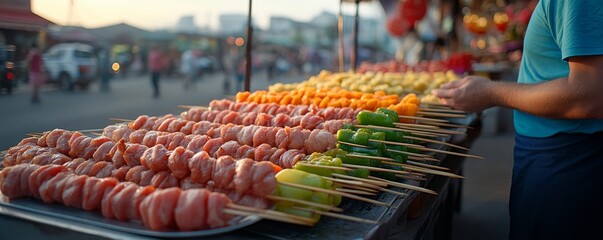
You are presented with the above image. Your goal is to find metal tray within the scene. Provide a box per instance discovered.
[0,193,261,238]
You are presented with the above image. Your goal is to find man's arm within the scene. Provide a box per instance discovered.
[432,55,603,119]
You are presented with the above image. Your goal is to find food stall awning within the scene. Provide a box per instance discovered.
[0,6,54,31]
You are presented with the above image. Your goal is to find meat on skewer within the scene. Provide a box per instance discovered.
[180,108,352,132]
[0,164,236,231]
[7,134,279,199]
[114,115,337,154]
[207,99,362,120]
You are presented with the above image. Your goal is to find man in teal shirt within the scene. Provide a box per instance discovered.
[433,0,603,239]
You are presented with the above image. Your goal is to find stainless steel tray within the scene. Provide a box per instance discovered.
[0,149,262,240]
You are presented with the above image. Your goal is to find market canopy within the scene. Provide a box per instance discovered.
[0,6,54,31]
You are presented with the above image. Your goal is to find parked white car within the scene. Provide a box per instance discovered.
[43,43,97,90]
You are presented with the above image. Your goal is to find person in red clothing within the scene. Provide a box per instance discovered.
[148,46,165,98]
[25,43,45,103]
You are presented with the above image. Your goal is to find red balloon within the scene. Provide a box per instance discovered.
[399,0,427,27]
[387,15,409,37]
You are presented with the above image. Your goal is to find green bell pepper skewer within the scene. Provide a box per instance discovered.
[356,110,394,127]
[376,108,400,123]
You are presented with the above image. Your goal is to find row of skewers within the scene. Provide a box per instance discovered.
[1,88,481,232]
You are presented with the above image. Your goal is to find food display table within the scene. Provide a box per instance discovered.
[0,114,481,240]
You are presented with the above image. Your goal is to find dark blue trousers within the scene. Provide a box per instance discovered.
[512,132,603,240]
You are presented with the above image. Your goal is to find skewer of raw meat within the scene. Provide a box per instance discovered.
[99,126,305,168]
[0,164,312,230]
[119,115,337,154]
[6,133,278,199]
[179,107,353,132]
[206,99,362,120]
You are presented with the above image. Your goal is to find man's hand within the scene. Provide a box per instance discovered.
[431,76,497,113]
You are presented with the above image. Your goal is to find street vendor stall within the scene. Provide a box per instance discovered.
[0,77,483,239]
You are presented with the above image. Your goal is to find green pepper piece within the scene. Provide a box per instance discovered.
[296,155,346,177]
[341,123,355,130]
[357,128,374,134]
[377,108,400,123]
[337,129,370,146]
[385,144,408,163]
[357,110,394,127]
[352,131,370,145]
[294,162,332,177]
[346,168,370,178]
[337,152,380,167]
[384,130,406,143]
[338,143,382,157]
[367,131,386,153]
[336,129,356,143]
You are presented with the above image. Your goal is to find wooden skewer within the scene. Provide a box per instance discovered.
[408,156,441,162]
[335,188,377,196]
[223,208,315,226]
[398,115,449,123]
[339,162,425,178]
[367,176,438,195]
[90,132,102,136]
[395,174,427,181]
[392,123,440,129]
[109,118,133,122]
[346,154,390,162]
[406,160,450,171]
[278,181,391,207]
[291,207,379,224]
[227,204,316,224]
[266,195,343,213]
[417,111,466,118]
[417,121,473,129]
[403,135,469,151]
[296,162,355,171]
[336,183,379,193]
[379,159,463,179]
[354,124,445,137]
[385,149,438,161]
[408,131,447,138]
[398,127,453,137]
[378,187,409,197]
[419,147,484,160]
[337,141,372,149]
[347,152,440,164]
[331,173,388,187]
[26,133,41,137]
[342,163,411,175]
[368,139,425,150]
[321,176,365,186]
[419,108,468,114]
[395,125,466,135]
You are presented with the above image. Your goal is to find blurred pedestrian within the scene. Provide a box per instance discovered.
[148,46,164,98]
[180,49,201,89]
[25,43,45,103]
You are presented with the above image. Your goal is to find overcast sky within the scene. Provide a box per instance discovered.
[32,0,385,30]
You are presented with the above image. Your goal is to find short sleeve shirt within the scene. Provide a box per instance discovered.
[514,0,603,137]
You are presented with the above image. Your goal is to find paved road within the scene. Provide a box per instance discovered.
[0,72,305,150]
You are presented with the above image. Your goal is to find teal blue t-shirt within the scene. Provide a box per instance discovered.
[515,0,603,137]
